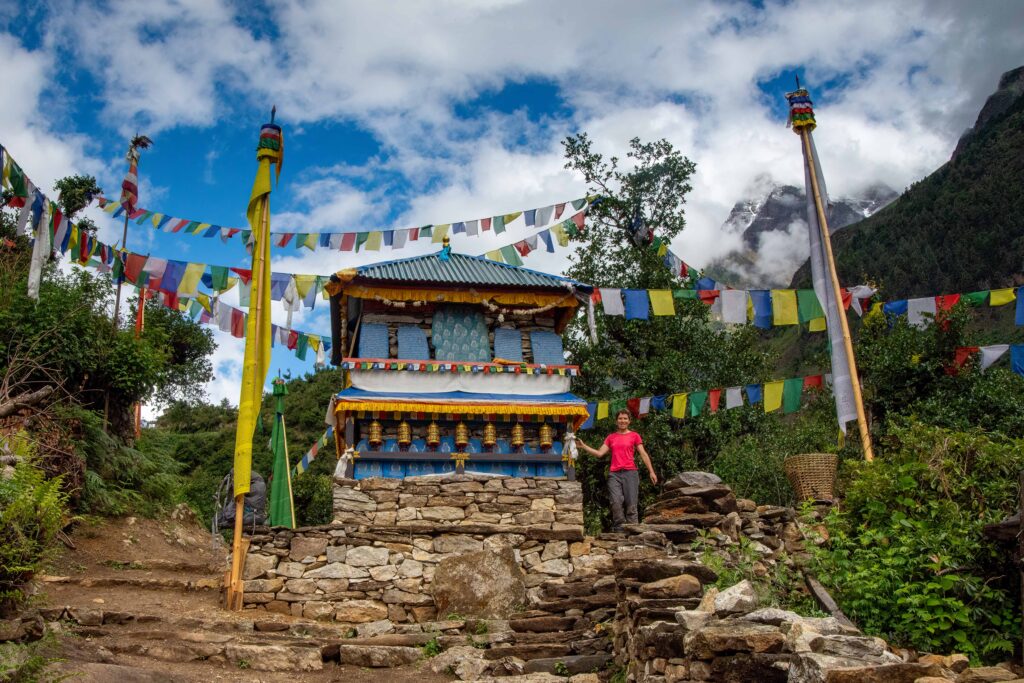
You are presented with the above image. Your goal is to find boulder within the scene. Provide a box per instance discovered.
[684,621,786,659]
[789,653,946,683]
[714,580,758,614]
[337,644,420,667]
[223,643,322,672]
[956,668,1020,682]
[428,645,490,680]
[638,574,702,599]
[664,472,723,489]
[432,547,527,619]
[242,552,277,579]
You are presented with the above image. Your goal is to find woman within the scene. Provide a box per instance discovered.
[577,409,657,532]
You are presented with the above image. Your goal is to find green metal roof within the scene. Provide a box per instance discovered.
[354,250,592,292]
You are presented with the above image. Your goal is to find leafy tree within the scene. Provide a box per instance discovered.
[53,174,102,236]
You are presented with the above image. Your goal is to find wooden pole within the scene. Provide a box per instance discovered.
[226,191,270,610]
[112,212,129,326]
[800,129,875,462]
[133,285,146,439]
[1018,468,1023,666]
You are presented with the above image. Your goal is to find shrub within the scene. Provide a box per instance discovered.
[811,421,1021,662]
[292,473,333,526]
[0,434,68,614]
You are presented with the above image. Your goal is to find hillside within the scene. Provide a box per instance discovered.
[791,66,1024,297]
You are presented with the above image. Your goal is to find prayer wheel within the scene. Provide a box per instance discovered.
[426,421,441,447]
[455,422,470,450]
[539,422,553,450]
[483,422,497,450]
[397,420,412,447]
[511,423,525,449]
[368,420,383,447]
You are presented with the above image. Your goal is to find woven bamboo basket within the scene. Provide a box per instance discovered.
[784,453,838,502]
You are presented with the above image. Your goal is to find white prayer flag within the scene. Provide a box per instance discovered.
[599,288,625,316]
[725,386,743,410]
[721,290,748,324]
[980,344,1010,370]
[907,297,937,329]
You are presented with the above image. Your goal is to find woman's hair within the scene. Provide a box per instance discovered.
[614,409,631,419]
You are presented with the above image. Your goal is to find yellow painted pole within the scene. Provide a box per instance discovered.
[800,129,874,462]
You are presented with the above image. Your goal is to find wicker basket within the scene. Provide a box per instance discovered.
[784,453,838,503]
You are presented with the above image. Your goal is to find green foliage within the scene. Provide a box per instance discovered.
[291,473,333,526]
[420,636,443,658]
[811,421,1021,662]
[553,661,570,676]
[0,633,69,682]
[0,435,68,613]
[68,407,182,516]
[52,174,102,226]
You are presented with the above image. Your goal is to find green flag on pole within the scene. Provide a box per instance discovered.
[268,379,295,528]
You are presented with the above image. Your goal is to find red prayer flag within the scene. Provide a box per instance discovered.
[947,346,979,375]
[840,289,853,310]
[698,290,720,306]
[163,291,180,310]
[287,330,299,350]
[554,203,566,220]
[170,219,189,232]
[572,212,585,231]
[515,240,531,256]
[708,389,721,413]
[230,309,246,338]
[125,253,147,284]
[340,233,356,251]
[230,267,252,284]
[936,294,960,311]
[481,218,491,231]
[626,398,641,418]
[591,290,602,304]
[803,375,824,391]
[279,233,294,247]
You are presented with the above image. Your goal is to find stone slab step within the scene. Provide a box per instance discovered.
[484,643,574,661]
[41,574,219,591]
[508,616,578,633]
[523,653,613,675]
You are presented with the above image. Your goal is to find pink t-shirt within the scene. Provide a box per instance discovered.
[604,431,642,472]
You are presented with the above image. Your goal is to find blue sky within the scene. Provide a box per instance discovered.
[2,0,1021,409]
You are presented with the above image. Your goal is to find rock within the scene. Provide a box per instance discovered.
[697,586,719,612]
[242,552,277,579]
[356,619,395,638]
[421,506,466,521]
[289,537,327,560]
[714,580,758,614]
[522,654,612,675]
[243,578,284,593]
[957,668,1020,682]
[616,558,718,585]
[664,472,723,489]
[535,559,572,576]
[639,574,702,599]
[432,547,526,619]
[434,534,484,554]
[224,643,322,672]
[810,634,892,661]
[428,645,490,680]
[67,607,104,626]
[382,589,434,606]
[674,609,711,631]
[789,654,945,683]
[334,600,388,623]
[684,622,786,659]
[304,562,369,579]
[541,541,568,561]
[398,559,424,577]
[334,486,377,511]
[345,546,390,567]
[745,607,802,625]
[302,602,335,620]
[337,644,421,667]
[369,565,398,581]
[509,616,577,633]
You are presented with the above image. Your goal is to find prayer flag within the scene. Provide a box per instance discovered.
[626,398,640,418]
[980,344,1010,370]
[725,387,743,410]
[1017,288,1024,326]
[772,290,798,326]
[365,231,383,251]
[884,300,908,319]
[649,290,675,316]
[689,391,707,417]
[599,288,625,316]
[233,120,280,496]
[804,375,823,391]
[720,290,747,324]
[782,378,803,414]
[809,318,827,332]
[670,393,687,418]
[990,288,1016,306]
[581,404,596,430]
[750,290,772,329]
[746,384,763,404]
[907,297,937,328]
[597,402,609,420]
[763,381,784,413]
[936,294,960,313]
[950,346,979,374]
[268,381,295,528]
[962,291,989,307]
[161,260,186,292]
[1012,345,1024,377]
[499,245,523,266]
[623,289,650,320]
[797,289,824,322]
[492,215,505,234]
[179,262,205,296]
[708,389,721,413]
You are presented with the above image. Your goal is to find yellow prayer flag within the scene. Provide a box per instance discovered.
[809,317,826,332]
[772,290,798,326]
[747,298,754,322]
[365,231,383,251]
[104,201,120,214]
[150,213,164,227]
[308,335,320,351]
[550,223,569,247]
[649,290,675,316]
[302,233,318,251]
[432,225,450,243]
[670,393,688,419]
[763,380,784,413]
[194,222,211,234]
[179,262,205,295]
[990,288,1016,306]
[486,249,503,262]
[596,402,609,420]
[197,293,211,313]
[234,128,278,496]
[503,211,522,225]
[294,274,317,300]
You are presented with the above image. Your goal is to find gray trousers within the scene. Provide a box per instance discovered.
[608,469,640,527]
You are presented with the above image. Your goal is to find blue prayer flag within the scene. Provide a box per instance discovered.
[651,395,668,411]
[1012,345,1024,377]
[623,289,650,320]
[160,260,186,292]
[695,277,716,291]
[750,290,772,329]
[580,403,596,430]
[745,384,763,404]
[883,300,908,318]
[524,209,536,226]
[1016,288,1024,326]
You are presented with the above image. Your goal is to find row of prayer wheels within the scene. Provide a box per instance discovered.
[366,419,555,451]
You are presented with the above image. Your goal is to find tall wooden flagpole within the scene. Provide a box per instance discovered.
[787,83,874,461]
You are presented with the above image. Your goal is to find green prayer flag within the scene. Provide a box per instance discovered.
[963,291,989,307]
[209,265,229,291]
[499,245,523,266]
[268,381,295,528]
[797,289,824,322]
[355,232,369,252]
[295,334,309,361]
[492,215,506,234]
[673,289,698,300]
[782,378,803,414]
[610,400,626,417]
[571,198,587,210]
[689,391,708,417]
[6,159,28,201]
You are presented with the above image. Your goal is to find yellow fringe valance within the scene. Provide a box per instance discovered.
[341,285,579,309]
[335,399,589,428]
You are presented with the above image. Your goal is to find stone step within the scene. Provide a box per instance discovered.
[522,653,613,675]
[41,574,220,591]
[484,643,574,661]
[530,592,617,613]
[96,633,324,672]
[508,615,578,633]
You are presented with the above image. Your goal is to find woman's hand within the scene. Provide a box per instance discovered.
[649,470,658,485]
